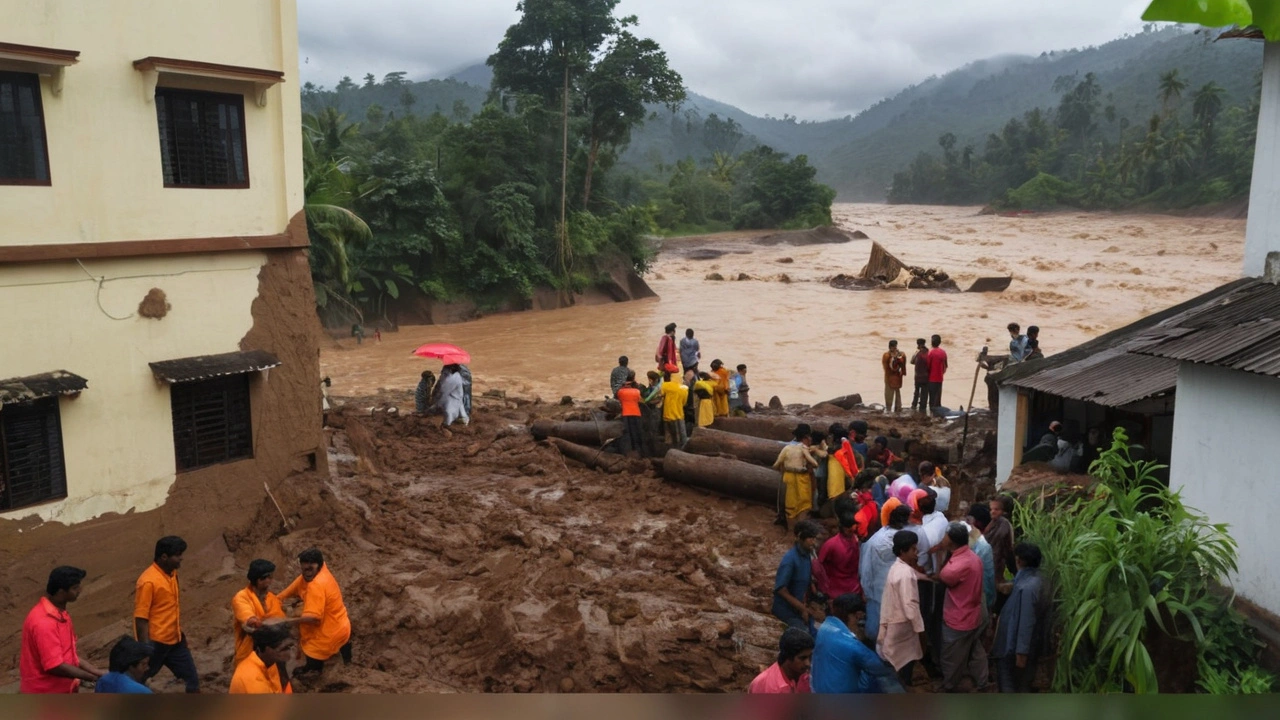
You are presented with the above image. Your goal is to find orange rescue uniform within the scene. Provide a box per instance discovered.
[279,565,351,661]
[229,652,286,694]
[134,563,182,644]
[231,586,286,667]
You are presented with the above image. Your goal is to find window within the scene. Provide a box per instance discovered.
[1,398,68,511]
[170,374,253,471]
[0,72,51,185]
[154,88,248,187]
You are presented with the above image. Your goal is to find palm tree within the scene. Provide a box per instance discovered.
[301,116,373,308]
[1192,82,1225,131]
[1158,69,1187,117]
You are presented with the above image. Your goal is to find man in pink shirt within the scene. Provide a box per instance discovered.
[936,522,989,691]
[926,335,948,414]
[20,566,104,693]
[817,509,862,603]
[747,628,813,693]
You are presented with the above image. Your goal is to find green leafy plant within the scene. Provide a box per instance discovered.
[1142,0,1280,40]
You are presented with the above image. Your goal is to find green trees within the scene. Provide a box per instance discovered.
[887,67,1258,210]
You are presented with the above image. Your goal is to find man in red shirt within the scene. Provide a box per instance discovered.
[937,522,989,692]
[817,509,862,601]
[20,566,104,693]
[747,627,813,693]
[926,334,948,415]
[615,371,647,457]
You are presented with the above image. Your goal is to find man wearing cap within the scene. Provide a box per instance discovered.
[882,340,907,413]
[659,364,689,447]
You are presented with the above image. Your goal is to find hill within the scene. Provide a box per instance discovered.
[302,26,1262,201]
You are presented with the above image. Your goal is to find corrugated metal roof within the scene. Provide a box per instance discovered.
[0,370,88,406]
[1134,280,1280,378]
[149,350,281,384]
[995,278,1256,407]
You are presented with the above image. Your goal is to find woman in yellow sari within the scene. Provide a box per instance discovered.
[772,424,818,520]
[710,359,731,417]
[694,373,717,427]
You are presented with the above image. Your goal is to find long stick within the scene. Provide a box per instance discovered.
[959,354,984,462]
[264,482,292,531]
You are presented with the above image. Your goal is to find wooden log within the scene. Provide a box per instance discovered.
[660,449,782,506]
[548,438,630,474]
[684,427,785,467]
[530,419,622,445]
[710,416,836,441]
[818,394,863,410]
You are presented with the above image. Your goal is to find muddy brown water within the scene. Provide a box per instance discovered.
[323,203,1244,410]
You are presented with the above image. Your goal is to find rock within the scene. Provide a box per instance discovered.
[778,273,792,283]
[560,677,575,693]
[675,626,702,643]
[777,257,794,264]
[736,273,751,281]
[704,272,725,281]
[768,396,784,410]
[560,395,574,406]
[558,548,575,566]
[514,679,534,693]
[715,619,735,638]
[483,388,507,399]
[851,230,869,239]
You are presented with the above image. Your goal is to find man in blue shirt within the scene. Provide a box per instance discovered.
[95,636,153,694]
[994,542,1045,693]
[773,520,823,634]
[811,593,904,694]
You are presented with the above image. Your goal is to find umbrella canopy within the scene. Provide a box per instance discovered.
[412,343,471,366]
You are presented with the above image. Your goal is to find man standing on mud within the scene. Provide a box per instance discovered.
[910,339,930,413]
[20,566,104,693]
[882,340,907,413]
[679,328,701,375]
[656,323,679,370]
[937,523,989,692]
[135,536,199,693]
[660,364,689,447]
[279,548,352,676]
[773,520,824,634]
[616,371,646,457]
[927,335,948,414]
[610,356,630,398]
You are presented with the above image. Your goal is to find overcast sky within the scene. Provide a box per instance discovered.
[297,0,1156,120]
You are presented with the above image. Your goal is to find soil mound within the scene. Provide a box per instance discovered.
[754,226,855,247]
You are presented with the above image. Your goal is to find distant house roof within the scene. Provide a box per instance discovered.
[1133,279,1280,379]
[995,278,1255,407]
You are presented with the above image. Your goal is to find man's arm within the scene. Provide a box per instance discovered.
[1014,586,1038,664]
[133,617,150,645]
[46,662,101,682]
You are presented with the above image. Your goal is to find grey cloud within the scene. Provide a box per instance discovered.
[298,0,1154,119]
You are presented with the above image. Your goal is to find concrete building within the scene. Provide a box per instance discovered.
[0,0,322,524]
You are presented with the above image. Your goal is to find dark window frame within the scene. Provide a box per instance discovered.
[170,374,254,472]
[0,71,53,186]
[154,87,250,189]
[0,397,69,512]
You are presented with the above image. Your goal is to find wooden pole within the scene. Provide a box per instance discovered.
[959,349,987,462]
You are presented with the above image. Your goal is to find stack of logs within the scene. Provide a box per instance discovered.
[531,415,956,506]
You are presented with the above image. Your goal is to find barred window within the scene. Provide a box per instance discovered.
[0,71,51,184]
[170,375,253,471]
[1,398,68,511]
[154,88,248,187]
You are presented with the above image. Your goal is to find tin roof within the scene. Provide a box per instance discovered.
[1133,279,1280,378]
[149,350,281,384]
[0,370,88,406]
[995,278,1255,407]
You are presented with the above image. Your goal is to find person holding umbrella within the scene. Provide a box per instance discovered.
[412,344,472,426]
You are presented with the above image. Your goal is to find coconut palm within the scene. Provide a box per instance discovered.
[301,114,373,306]
[1158,69,1187,117]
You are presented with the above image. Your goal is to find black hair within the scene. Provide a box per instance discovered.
[833,593,865,618]
[618,356,629,366]
[154,536,187,561]
[247,559,276,584]
[874,435,888,447]
[1015,542,1043,569]
[298,548,325,566]
[737,364,747,372]
[931,334,942,347]
[918,461,935,478]
[711,359,723,370]
[917,490,937,516]
[46,566,87,596]
[969,503,991,529]
[828,423,847,441]
[792,423,811,441]
[665,323,677,333]
[945,522,970,548]
[251,623,293,653]
[888,504,911,528]
[888,339,898,347]
[837,509,856,530]
[1008,322,1021,333]
[1027,325,1040,336]
[996,495,1015,514]
[810,431,827,445]
[916,338,927,346]
[108,636,152,673]
[685,328,695,338]
[892,529,919,556]
[832,494,857,518]
[778,627,815,663]
[795,519,823,541]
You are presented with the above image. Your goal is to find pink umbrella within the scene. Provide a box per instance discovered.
[412,343,471,365]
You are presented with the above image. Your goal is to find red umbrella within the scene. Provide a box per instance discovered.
[412,342,471,365]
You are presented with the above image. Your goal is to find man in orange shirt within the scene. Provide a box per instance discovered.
[20,566,104,693]
[230,624,295,694]
[232,560,297,670]
[134,535,199,693]
[616,371,647,457]
[279,548,352,676]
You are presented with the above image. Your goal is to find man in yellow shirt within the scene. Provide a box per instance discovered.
[230,624,295,694]
[134,536,199,693]
[659,364,689,448]
[279,548,352,676]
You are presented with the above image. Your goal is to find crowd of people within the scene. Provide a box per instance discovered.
[753,436,1047,694]
[19,537,352,694]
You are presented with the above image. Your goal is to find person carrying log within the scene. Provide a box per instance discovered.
[773,424,819,522]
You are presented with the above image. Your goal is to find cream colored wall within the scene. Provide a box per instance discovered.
[0,253,267,524]
[0,0,303,246]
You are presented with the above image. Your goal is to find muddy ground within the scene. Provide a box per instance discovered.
[1,386,996,693]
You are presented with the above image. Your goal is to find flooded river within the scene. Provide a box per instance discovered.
[321,203,1244,409]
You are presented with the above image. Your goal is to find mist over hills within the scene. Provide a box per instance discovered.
[304,25,1262,201]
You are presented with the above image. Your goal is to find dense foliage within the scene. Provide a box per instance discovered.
[887,67,1260,210]
[1017,429,1274,694]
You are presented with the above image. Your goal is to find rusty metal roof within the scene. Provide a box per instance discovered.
[996,278,1255,407]
[1133,279,1280,378]
[149,349,281,384]
[0,370,88,406]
